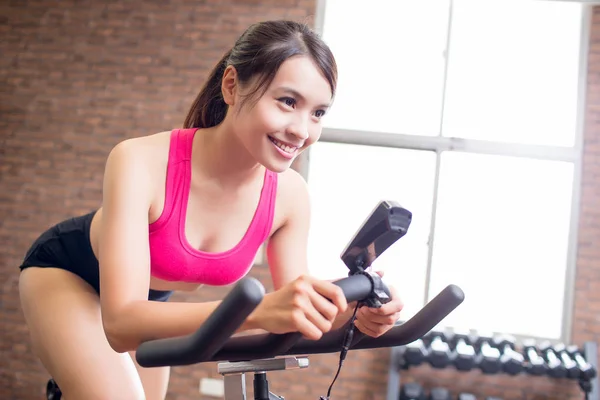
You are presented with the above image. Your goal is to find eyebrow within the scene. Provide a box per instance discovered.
[279,87,331,109]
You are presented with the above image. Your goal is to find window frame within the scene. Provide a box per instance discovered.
[298,0,593,343]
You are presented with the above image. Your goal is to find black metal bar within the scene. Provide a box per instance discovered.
[209,284,464,362]
[136,277,265,367]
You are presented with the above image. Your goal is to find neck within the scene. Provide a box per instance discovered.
[191,122,264,188]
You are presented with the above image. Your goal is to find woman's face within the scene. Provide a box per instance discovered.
[226,55,333,173]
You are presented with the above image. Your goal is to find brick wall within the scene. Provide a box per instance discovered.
[1,2,598,400]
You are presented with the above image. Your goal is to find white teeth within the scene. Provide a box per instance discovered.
[270,137,297,154]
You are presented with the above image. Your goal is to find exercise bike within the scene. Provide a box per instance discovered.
[46,200,465,400]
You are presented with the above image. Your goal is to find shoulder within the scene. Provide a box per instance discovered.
[106,130,172,173]
[278,167,310,204]
[273,167,311,228]
[103,130,174,196]
[108,130,172,160]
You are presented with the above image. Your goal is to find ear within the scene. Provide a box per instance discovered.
[221,65,238,106]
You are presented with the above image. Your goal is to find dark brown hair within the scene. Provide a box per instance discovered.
[183,20,338,129]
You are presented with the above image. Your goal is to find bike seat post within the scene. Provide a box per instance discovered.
[223,372,248,400]
[218,357,310,400]
[253,372,275,400]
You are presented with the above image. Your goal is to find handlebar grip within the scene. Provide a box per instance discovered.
[333,274,376,303]
[280,284,465,356]
[210,283,465,362]
[247,274,376,358]
[352,284,465,348]
[136,277,265,367]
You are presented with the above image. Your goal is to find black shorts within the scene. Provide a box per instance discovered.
[18,210,173,302]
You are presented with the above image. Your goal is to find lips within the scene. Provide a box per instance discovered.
[268,136,299,154]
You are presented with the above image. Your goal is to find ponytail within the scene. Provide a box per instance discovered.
[183,49,232,129]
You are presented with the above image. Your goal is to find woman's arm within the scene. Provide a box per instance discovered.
[98,141,350,353]
[265,170,356,331]
[98,139,257,353]
[265,170,404,337]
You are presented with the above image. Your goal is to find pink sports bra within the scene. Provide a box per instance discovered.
[148,128,277,286]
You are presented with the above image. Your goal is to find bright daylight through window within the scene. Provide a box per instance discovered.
[307,0,585,341]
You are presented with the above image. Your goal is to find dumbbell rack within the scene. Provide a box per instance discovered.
[386,337,599,400]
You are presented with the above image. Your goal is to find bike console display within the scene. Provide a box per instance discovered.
[341,200,412,275]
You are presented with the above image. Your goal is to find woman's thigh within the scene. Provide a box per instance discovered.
[19,267,146,400]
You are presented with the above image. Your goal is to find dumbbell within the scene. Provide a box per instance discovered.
[552,343,580,379]
[537,341,567,378]
[472,333,502,374]
[425,331,453,369]
[449,329,476,371]
[566,345,597,380]
[400,339,430,368]
[491,334,524,376]
[522,339,548,376]
[429,387,451,400]
[400,382,426,400]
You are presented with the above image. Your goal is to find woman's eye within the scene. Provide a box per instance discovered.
[314,109,326,118]
[279,97,296,108]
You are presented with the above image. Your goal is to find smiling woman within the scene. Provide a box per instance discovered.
[17,19,405,400]
[183,26,336,172]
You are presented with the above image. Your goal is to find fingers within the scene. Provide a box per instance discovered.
[290,309,324,340]
[290,277,345,339]
[311,279,348,314]
[287,275,413,340]
[378,285,403,314]
[307,286,340,320]
[353,285,403,338]
[357,306,400,325]
[354,308,400,337]
[370,296,404,316]
[354,318,380,337]
[303,287,338,334]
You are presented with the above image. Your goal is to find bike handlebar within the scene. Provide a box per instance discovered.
[136,274,465,367]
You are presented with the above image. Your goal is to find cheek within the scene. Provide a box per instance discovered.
[259,108,288,132]
[243,104,286,135]
[307,125,322,144]
[232,111,266,142]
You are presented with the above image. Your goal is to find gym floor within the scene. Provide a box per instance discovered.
[2,1,600,400]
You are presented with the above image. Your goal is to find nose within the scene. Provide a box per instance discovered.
[286,114,310,142]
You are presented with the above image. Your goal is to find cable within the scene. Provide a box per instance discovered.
[320,302,361,400]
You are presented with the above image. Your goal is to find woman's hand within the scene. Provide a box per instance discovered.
[353,271,403,338]
[249,275,348,340]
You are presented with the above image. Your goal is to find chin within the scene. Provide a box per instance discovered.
[260,159,293,174]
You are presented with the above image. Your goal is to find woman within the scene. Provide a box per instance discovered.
[18,20,403,400]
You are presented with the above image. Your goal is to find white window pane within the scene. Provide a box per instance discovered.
[306,142,436,320]
[429,152,574,339]
[442,0,582,146]
[321,0,450,136]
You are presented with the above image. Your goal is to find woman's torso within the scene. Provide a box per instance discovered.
[88,129,290,292]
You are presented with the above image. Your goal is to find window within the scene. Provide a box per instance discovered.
[306,143,436,320]
[319,0,450,136]
[429,153,574,339]
[307,0,587,341]
[442,0,582,146]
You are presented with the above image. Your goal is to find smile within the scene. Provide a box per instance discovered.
[268,136,298,154]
